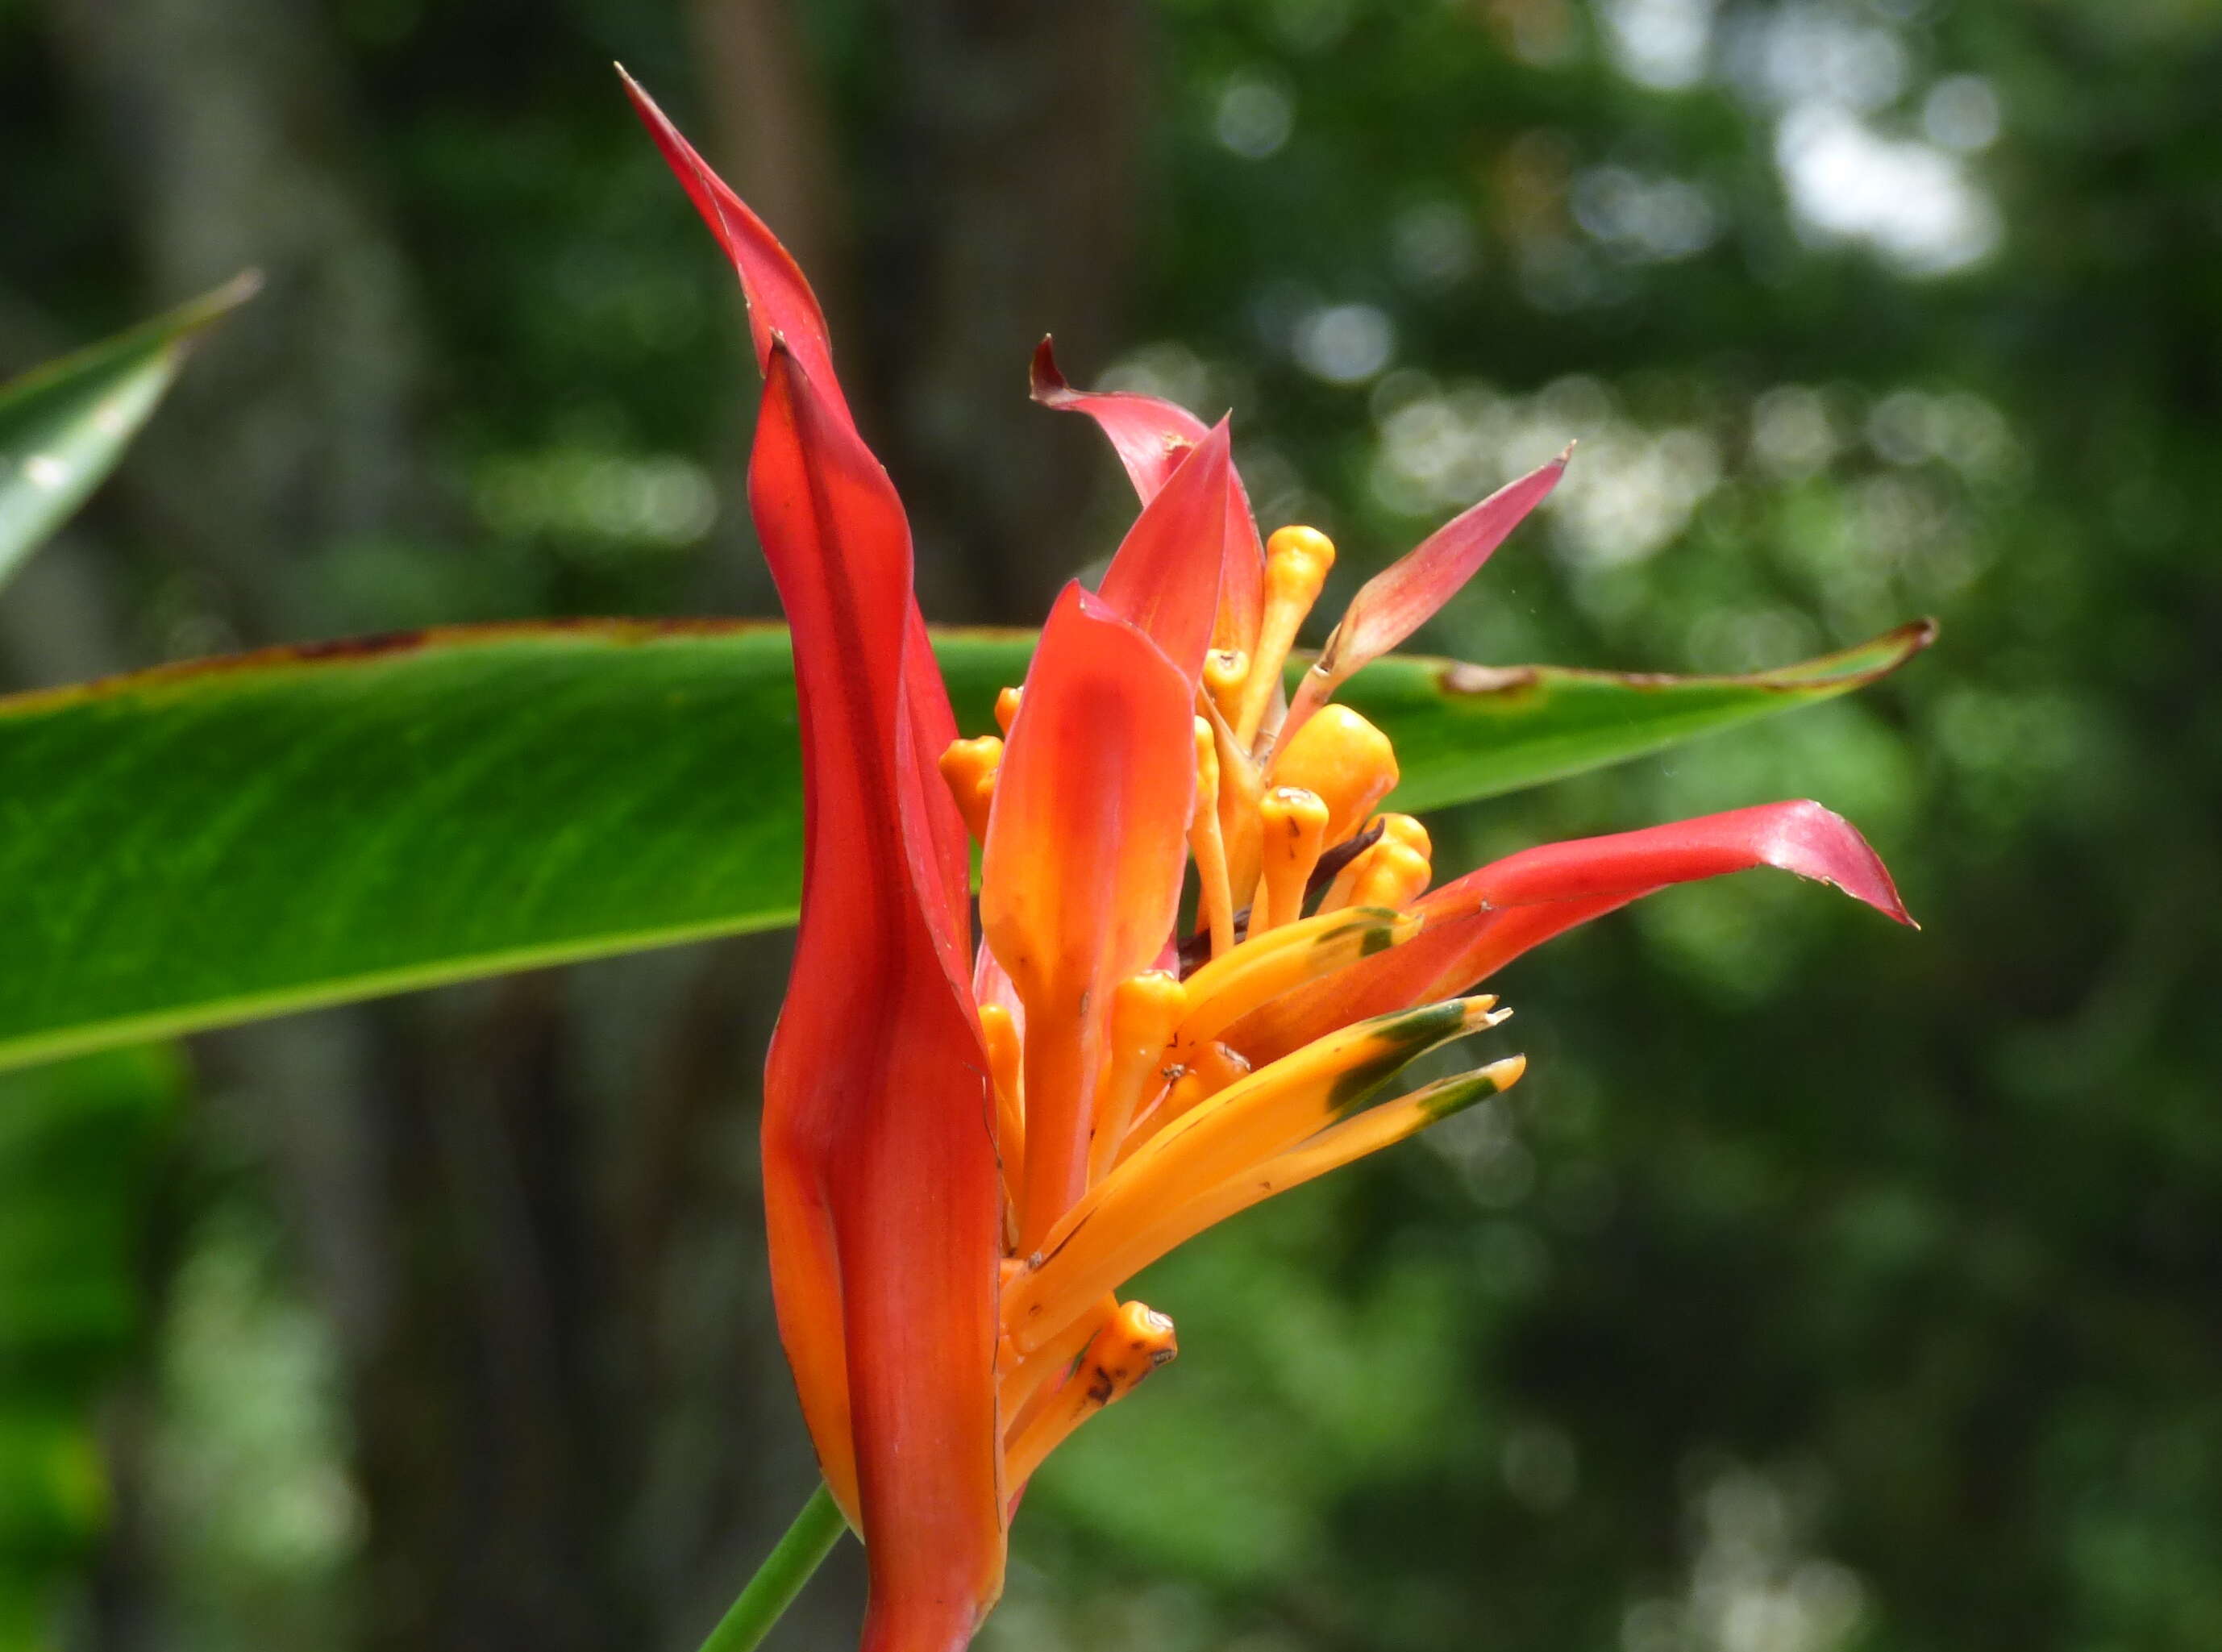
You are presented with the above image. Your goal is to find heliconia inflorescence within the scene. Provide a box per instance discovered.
[620,69,1915,1652]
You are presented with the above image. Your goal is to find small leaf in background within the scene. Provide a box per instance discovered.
[0,1045,183,1645]
[0,619,1928,1074]
[0,273,260,593]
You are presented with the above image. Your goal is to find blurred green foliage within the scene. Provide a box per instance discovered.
[0,1050,178,1646]
[1,1,2218,1650]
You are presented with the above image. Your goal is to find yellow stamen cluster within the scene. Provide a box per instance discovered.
[946,523,1523,1488]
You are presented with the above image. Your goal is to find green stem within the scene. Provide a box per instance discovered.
[697,1481,851,1652]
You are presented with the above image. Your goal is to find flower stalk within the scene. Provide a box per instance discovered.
[696,1483,849,1652]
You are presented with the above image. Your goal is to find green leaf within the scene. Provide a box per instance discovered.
[0,274,259,592]
[0,622,838,1072]
[0,618,1930,1073]
[1356,619,1938,814]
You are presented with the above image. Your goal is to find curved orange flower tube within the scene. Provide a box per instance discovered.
[626,72,1915,1652]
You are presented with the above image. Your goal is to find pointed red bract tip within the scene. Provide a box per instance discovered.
[1418,798,1916,928]
[1096,420,1235,683]
[1028,335,1072,397]
[1757,798,1917,926]
[1030,336,1209,499]
[1330,450,1567,676]
[619,66,848,422]
[1034,339,1267,654]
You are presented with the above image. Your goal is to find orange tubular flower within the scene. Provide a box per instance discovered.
[626,71,1914,1652]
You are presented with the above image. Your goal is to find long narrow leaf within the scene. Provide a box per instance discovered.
[1364,619,1937,812]
[0,275,258,591]
[0,618,1929,1072]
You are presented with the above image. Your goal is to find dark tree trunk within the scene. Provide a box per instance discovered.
[882,0,1148,624]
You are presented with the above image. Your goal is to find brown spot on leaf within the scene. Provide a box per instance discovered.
[1440,663,1542,697]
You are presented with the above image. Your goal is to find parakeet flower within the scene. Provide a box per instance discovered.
[624,72,1913,1652]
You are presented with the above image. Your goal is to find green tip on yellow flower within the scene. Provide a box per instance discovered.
[1408,1054,1529,1122]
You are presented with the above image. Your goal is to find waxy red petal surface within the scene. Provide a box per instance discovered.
[1096,422,1235,685]
[751,352,1005,1649]
[622,69,847,422]
[635,77,1004,1642]
[1031,339,1265,654]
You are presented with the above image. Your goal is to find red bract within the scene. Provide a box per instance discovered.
[623,70,1001,1650]
[1034,339,1267,654]
[627,71,1915,1652]
[1276,447,1571,751]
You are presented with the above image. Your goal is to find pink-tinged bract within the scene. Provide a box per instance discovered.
[1033,339,1267,654]
[1096,420,1237,683]
[1280,449,1568,748]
